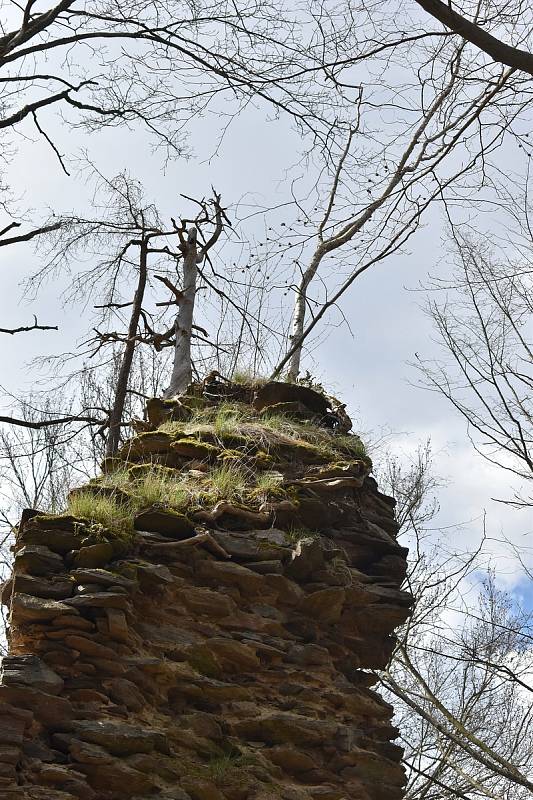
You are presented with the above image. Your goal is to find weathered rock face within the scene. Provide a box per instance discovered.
[0,382,412,800]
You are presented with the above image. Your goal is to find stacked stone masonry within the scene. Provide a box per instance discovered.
[0,381,412,800]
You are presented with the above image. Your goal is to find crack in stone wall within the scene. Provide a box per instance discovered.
[0,382,412,800]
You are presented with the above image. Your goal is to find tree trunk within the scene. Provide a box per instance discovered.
[105,238,148,457]
[164,227,198,398]
[286,250,322,382]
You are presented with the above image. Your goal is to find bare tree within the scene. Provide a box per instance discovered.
[104,235,148,457]
[419,219,533,499]
[164,194,226,397]
[1,0,384,313]
[0,0,355,150]
[3,1,533,374]
[271,43,531,380]
[378,447,533,799]
[388,569,533,799]
[3,0,404,337]
[0,396,80,647]
[1,0,422,223]
[10,172,237,454]
[0,398,76,517]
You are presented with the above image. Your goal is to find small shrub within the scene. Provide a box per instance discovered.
[205,752,254,783]
[188,751,257,785]
[328,554,353,585]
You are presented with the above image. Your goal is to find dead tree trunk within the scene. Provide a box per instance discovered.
[164,227,199,398]
[105,238,148,457]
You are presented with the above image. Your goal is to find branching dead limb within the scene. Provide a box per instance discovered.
[0,316,58,335]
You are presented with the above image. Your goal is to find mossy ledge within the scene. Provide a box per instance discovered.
[0,379,412,800]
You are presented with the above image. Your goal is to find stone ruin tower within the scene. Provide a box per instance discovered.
[0,379,412,800]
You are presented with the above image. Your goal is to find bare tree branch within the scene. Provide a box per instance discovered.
[413,0,533,76]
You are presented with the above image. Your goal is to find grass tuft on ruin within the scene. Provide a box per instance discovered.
[66,492,135,541]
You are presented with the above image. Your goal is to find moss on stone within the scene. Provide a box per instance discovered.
[171,438,220,460]
[133,506,195,537]
[123,463,178,481]
[217,451,243,467]
[116,431,174,461]
[255,451,274,467]
[100,456,124,474]
[30,512,85,530]
[247,486,288,503]
[180,395,208,410]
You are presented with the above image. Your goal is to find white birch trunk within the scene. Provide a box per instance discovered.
[164,227,198,397]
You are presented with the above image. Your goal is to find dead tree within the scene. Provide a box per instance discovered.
[16,175,231,456]
[0,315,57,335]
[164,194,226,397]
[164,227,199,397]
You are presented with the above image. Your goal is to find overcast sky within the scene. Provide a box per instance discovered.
[1,50,532,612]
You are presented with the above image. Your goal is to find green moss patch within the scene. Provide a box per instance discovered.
[145,396,193,427]
[170,438,220,460]
[116,431,174,460]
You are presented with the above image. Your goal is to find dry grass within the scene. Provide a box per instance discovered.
[252,470,285,501]
[72,399,368,541]
[203,462,250,503]
[67,492,134,539]
[134,470,189,509]
[159,403,369,464]
[230,368,268,387]
[157,420,187,437]
[213,404,247,437]
[284,525,319,544]
[187,751,257,786]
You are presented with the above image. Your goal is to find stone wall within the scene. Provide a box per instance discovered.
[0,382,412,800]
